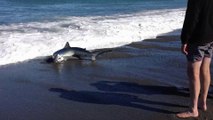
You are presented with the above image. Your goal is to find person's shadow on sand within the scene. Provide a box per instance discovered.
[91,81,213,98]
[50,87,187,114]
[91,81,189,97]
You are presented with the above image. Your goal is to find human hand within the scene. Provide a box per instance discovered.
[181,44,188,55]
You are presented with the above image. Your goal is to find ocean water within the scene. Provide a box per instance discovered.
[0,0,186,65]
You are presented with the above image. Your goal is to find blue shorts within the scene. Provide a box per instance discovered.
[187,42,213,62]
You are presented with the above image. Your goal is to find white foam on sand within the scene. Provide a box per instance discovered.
[0,8,185,65]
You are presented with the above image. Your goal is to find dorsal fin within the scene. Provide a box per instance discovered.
[64,42,71,48]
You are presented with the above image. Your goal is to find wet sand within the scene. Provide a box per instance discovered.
[0,35,212,120]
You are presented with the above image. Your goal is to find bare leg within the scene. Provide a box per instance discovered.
[200,57,211,111]
[176,61,202,118]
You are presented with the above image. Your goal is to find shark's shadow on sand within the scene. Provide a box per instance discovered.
[49,81,192,114]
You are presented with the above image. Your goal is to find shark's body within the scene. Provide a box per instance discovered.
[52,42,108,63]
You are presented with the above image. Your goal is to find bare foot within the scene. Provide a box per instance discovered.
[176,111,199,119]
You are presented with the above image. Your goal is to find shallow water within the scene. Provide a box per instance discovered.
[0,0,187,65]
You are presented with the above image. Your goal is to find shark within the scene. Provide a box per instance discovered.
[52,42,110,63]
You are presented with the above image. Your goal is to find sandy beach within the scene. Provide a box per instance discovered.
[0,35,212,120]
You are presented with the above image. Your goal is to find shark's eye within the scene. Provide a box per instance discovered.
[56,55,64,62]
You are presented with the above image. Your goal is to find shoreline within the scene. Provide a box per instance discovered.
[0,35,212,120]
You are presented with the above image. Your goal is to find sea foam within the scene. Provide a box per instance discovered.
[0,8,185,65]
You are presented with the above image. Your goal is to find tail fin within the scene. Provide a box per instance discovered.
[91,50,112,61]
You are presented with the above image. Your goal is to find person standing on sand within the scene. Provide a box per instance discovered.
[176,0,213,118]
